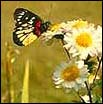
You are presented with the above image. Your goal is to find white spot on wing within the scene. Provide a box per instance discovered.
[16,28,33,34]
[28,25,32,28]
[31,27,34,29]
[17,27,23,30]
[16,30,23,34]
[18,16,22,18]
[17,19,20,21]
[17,34,24,38]
[19,35,27,41]
[18,22,22,24]
[31,17,35,20]
[19,12,25,15]
[24,28,33,33]
[22,23,28,27]
[28,21,33,24]
[25,17,28,20]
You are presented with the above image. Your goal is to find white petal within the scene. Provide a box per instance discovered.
[55,85,61,88]
[69,47,77,53]
[72,52,79,57]
[54,79,64,85]
[77,60,84,69]
[76,78,83,84]
[63,44,71,49]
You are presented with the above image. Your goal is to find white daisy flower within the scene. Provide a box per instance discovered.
[52,60,88,91]
[63,23,102,59]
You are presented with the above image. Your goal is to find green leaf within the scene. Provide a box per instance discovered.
[95,79,102,88]
[84,55,98,73]
[94,95,102,103]
[21,59,29,103]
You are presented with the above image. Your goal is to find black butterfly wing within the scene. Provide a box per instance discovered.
[13,8,43,46]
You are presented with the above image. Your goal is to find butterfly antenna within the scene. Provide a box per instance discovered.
[48,2,53,23]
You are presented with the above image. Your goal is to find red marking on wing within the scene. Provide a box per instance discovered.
[34,20,42,37]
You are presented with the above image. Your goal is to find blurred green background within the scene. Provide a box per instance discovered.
[1,1,102,103]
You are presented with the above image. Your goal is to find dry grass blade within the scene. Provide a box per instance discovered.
[21,59,29,103]
[5,42,15,103]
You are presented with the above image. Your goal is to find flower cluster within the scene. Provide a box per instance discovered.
[41,19,102,103]
[42,19,102,59]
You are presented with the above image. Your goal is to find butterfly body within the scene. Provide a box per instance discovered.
[13,8,51,46]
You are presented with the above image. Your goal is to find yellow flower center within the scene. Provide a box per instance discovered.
[62,65,80,81]
[76,32,92,47]
[73,20,87,29]
[50,24,60,31]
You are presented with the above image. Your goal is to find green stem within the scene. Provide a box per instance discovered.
[61,39,71,60]
[97,56,100,62]
[77,92,86,103]
[85,81,92,103]
[73,89,86,103]
[92,56,102,86]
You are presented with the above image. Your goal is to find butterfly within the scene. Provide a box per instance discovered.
[13,8,51,46]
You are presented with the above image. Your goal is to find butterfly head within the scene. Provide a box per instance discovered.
[41,21,51,33]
